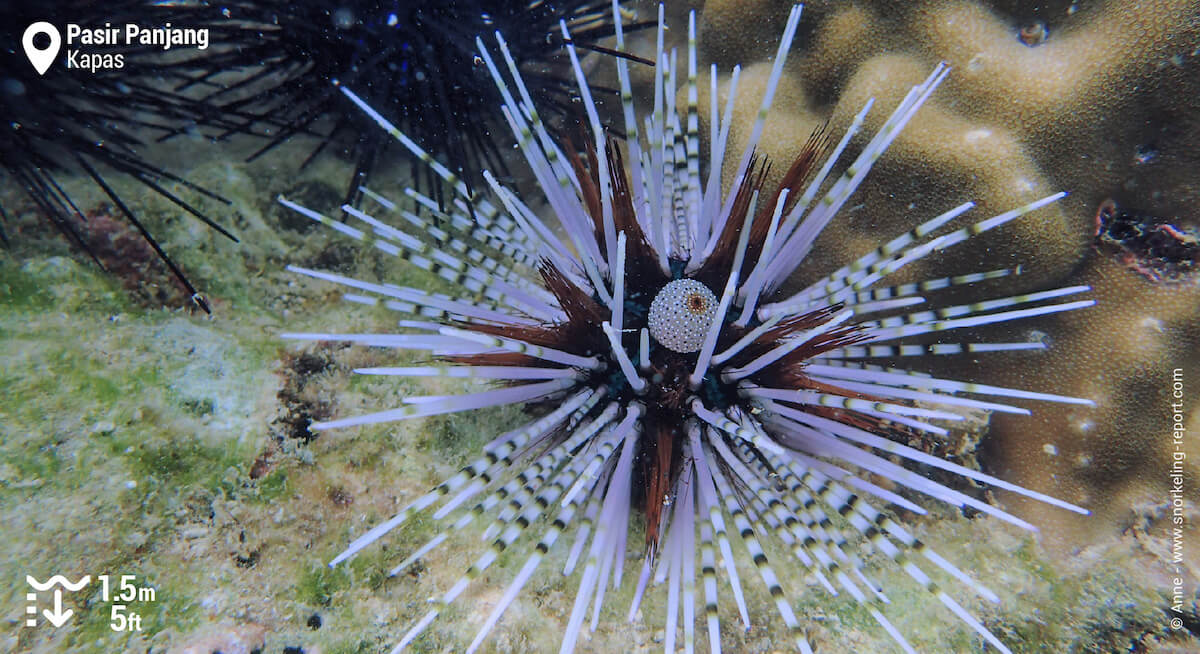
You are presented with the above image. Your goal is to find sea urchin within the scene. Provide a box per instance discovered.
[282,4,1095,653]
[191,0,636,209]
[1,0,242,312]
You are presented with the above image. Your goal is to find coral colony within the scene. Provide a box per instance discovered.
[282,4,1096,653]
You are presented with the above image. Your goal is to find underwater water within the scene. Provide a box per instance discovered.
[2,1,1199,653]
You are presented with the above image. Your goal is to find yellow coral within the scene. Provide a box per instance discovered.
[691,0,1199,288]
[984,254,1200,547]
[689,0,1200,548]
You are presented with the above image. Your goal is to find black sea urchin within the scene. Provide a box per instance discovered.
[188,0,636,210]
[1,1,240,311]
[282,5,1095,653]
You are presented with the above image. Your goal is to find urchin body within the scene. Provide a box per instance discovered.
[282,4,1094,653]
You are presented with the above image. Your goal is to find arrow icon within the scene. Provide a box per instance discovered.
[26,575,89,628]
[42,589,72,627]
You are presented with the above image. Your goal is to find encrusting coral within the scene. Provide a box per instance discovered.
[694,0,1199,289]
[983,252,1200,548]
[690,0,1200,554]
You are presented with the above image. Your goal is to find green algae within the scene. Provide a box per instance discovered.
[297,563,352,608]
[255,469,290,501]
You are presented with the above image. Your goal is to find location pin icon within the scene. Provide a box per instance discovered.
[22,22,62,76]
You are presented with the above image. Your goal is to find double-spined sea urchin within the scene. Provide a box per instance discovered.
[282,4,1095,653]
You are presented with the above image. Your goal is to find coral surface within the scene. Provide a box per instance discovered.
[697,0,1200,290]
[691,0,1200,549]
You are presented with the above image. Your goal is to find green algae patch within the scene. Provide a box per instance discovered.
[0,250,286,653]
[0,257,127,313]
[422,400,525,466]
[298,563,353,607]
[255,468,289,501]
[126,436,245,489]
